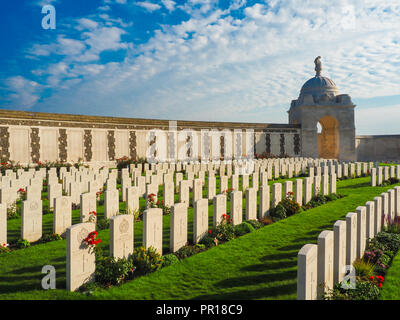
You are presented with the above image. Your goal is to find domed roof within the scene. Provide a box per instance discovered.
[290,57,353,109]
[300,75,339,97]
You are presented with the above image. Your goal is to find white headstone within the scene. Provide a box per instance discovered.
[297,244,318,300]
[231,191,243,225]
[193,199,209,244]
[245,188,257,220]
[259,185,270,219]
[170,203,188,252]
[213,194,227,227]
[333,220,346,284]
[317,230,334,299]
[21,199,43,242]
[346,212,357,266]
[110,214,134,259]
[66,222,96,291]
[143,208,163,255]
[53,196,72,235]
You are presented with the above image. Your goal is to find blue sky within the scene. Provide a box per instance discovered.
[0,0,399,135]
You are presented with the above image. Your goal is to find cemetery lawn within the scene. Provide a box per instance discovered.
[1,177,399,300]
[379,252,400,300]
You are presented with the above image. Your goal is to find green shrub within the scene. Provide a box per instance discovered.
[199,234,216,248]
[95,255,135,287]
[324,280,381,300]
[0,245,10,254]
[309,194,327,206]
[40,233,63,243]
[128,246,163,276]
[382,216,400,234]
[175,245,206,260]
[325,193,338,201]
[214,222,236,242]
[259,216,274,225]
[7,203,20,220]
[269,204,287,222]
[162,253,180,267]
[302,193,344,210]
[353,258,375,278]
[370,232,400,253]
[378,254,391,268]
[280,198,300,216]
[234,222,255,237]
[16,239,30,249]
[97,218,110,230]
[363,248,385,265]
[246,219,263,229]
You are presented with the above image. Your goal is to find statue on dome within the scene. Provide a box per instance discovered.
[314,56,322,76]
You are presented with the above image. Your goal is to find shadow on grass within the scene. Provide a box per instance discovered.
[339,182,371,189]
[0,260,66,293]
[212,269,297,289]
[192,282,296,300]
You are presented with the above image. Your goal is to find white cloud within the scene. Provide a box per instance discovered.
[75,18,99,31]
[29,36,86,57]
[161,0,176,12]
[5,76,42,108]
[6,0,400,135]
[35,0,58,7]
[135,1,162,12]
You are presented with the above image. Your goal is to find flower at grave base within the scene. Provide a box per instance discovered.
[208,230,212,235]
[90,211,97,216]
[379,283,383,288]
[376,276,384,282]
[84,231,101,247]
[369,276,374,281]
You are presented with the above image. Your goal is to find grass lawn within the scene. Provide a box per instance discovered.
[0,176,398,300]
[379,252,400,300]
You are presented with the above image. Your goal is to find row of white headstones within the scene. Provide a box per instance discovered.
[297,186,400,300]
[2,157,368,247]
[371,165,400,186]
[0,158,382,291]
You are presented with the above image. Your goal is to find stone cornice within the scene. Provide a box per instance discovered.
[0,109,301,132]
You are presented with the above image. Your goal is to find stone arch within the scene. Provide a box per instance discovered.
[317,115,339,159]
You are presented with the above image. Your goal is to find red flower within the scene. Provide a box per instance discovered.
[208,230,212,234]
[369,276,374,281]
[379,283,383,288]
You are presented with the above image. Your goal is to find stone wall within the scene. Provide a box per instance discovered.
[356,135,400,161]
[0,110,302,165]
